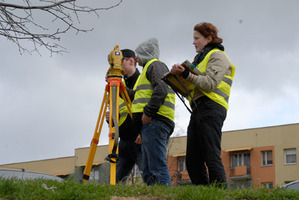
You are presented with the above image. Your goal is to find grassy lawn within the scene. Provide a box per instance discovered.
[0,178,298,200]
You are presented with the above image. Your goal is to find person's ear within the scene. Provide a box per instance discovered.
[129,57,134,64]
[207,35,212,43]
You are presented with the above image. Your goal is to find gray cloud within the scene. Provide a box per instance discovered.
[1,0,299,164]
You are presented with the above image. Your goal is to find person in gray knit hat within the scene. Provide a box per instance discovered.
[135,38,160,65]
[131,38,176,186]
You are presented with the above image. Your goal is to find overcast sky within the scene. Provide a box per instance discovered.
[1,0,299,165]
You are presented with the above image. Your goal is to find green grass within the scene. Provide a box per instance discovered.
[0,178,299,200]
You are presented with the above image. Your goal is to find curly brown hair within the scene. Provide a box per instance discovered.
[194,22,223,43]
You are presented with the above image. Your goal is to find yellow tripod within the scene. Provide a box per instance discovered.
[82,45,133,185]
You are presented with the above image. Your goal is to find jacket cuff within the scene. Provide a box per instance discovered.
[143,106,155,117]
[181,69,189,79]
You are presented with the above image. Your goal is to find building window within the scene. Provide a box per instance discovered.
[89,167,99,182]
[262,182,273,189]
[262,151,273,166]
[178,157,186,172]
[231,153,250,169]
[284,148,297,164]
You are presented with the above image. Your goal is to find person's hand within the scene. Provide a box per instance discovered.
[142,113,152,124]
[135,134,142,144]
[170,64,185,75]
[105,71,109,82]
[105,111,110,123]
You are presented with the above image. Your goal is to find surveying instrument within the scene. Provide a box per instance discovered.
[82,45,133,185]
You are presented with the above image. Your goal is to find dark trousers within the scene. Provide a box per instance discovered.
[186,96,227,186]
[116,139,142,184]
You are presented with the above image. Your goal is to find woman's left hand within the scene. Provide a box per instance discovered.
[171,64,185,75]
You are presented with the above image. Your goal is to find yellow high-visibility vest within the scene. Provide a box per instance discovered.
[118,90,128,126]
[132,59,175,121]
[189,49,235,110]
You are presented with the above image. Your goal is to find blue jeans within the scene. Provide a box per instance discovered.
[116,139,142,184]
[141,119,172,186]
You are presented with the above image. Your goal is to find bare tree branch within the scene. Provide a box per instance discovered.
[0,0,74,9]
[0,0,123,55]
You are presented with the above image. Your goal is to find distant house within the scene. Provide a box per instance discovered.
[168,123,299,188]
[1,123,298,188]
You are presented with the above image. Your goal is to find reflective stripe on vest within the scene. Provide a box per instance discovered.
[118,81,132,126]
[190,49,235,110]
[132,59,175,121]
[118,97,128,126]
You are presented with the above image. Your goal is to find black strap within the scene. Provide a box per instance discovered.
[105,153,119,163]
[173,90,192,114]
[172,75,197,112]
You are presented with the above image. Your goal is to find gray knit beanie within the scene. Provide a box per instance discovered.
[135,38,160,65]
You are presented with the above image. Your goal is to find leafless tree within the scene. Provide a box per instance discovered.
[0,0,122,55]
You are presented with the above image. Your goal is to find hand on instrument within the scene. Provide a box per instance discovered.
[105,71,109,82]
[170,64,185,75]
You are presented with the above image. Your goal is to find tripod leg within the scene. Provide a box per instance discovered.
[108,82,120,185]
[82,90,109,183]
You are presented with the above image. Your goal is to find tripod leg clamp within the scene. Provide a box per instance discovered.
[82,174,90,181]
[105,153,119,163]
